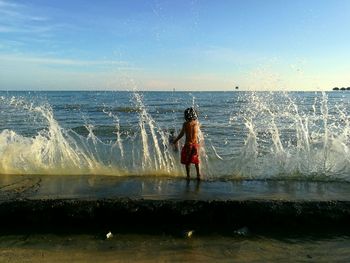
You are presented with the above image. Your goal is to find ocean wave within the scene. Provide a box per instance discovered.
[0,91,350,181]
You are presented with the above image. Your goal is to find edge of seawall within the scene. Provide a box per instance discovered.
[1,198,350,230]
[1,174,350,231]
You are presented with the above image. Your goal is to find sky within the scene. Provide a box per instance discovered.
[0,0,349,91]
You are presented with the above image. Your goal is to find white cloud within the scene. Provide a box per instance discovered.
[0,0,22,8]
[0,53,134,67]
[0,0,51,35]
[0,25,13,32]
[0,58,142,90]
[185,45,265,66]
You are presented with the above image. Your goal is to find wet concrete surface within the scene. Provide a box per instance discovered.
[1,174,350,201]
[1,174,350,230]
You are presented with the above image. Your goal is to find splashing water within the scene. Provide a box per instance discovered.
[132,92,176,173]
[226,91,350,180]
[0,91,350,181]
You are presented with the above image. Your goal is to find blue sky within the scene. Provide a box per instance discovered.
[0,0,349,91]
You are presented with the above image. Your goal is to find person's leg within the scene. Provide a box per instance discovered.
[195,164,200,180]
[186,164,190,178]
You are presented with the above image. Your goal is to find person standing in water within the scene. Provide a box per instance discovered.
[172,107,201,180]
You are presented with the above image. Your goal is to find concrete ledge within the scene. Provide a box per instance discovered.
[1,175,350,230]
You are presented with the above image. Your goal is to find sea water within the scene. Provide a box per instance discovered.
[0,90,350,181]
[1,232,350,262]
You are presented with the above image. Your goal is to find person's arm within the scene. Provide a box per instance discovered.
[172,123,185,144]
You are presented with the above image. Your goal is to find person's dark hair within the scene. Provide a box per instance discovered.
[184,107,198,121]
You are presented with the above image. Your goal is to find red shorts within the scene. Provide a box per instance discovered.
[181,143,200,165]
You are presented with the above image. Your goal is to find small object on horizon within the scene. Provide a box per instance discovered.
[235,86,239,90]
[332,87,350,91]
[106,231,113,239]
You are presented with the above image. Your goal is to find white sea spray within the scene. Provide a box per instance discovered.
[0,91,349,181]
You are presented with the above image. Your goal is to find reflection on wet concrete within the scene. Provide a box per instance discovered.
[1,174,350,201]
[0,175,41,200]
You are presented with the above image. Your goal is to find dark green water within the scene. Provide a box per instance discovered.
[0,232,349,262]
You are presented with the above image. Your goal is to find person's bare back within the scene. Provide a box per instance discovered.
[183,120,199,145]
[172,108,201,180]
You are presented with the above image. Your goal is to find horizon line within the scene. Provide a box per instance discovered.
[0,89,336,93]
